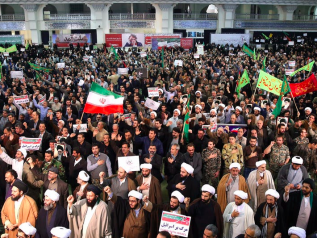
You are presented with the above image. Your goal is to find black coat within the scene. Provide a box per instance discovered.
[164,152,184,182]
[62,155,88,190]
[281,191,317,236]
[35,205,69,238]
[34,131,54,153]
[167,174,200,202]
[141,153,163,183]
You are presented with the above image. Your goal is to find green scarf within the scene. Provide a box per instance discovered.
[301,191,313,208]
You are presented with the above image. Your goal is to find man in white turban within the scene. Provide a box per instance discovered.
[35,190,69,238]
[17,222,37,238]
[247,160,275,211]
[277,156,309,194]
[185,185,224,238]
[51,227,71,238]
[288,227,306,238]
[217,162,250,213]
[255,189,286,238]
[223,190,255,238]
[73,170,90,202]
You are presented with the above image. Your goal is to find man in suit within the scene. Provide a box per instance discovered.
[61,147,87,191]
[24,111,42,134]
[71,133,92,160]
[164,127,185,154]
[62,99,78,116]
[165,144,184,182]
[141,144,163,183]
[34,122,54,156]
[182,143,202,182]
[28,160,69,209]
[64,107,77,124]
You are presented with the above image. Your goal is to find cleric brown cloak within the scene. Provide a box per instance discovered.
[217,174,250,213]
[136,174,163,205]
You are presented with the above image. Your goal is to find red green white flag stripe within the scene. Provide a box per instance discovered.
[83,82,124,114]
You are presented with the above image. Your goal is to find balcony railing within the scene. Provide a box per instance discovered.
[173,13,218,20]
[293,15,317,21]
[44,14,91,21]
[0,15,25,21]
[236,14,279,20]
[109,13,155,20]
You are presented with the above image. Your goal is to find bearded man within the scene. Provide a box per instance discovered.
[35,190,69,238]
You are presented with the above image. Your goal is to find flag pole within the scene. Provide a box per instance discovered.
[80,112,85,122]
[289,90,300,117]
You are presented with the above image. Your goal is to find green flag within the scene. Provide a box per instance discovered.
[0,47,5,53]
[256,70,282,96]
[110,46,119,60]
[6,45,17,53]
[272,76,291,117]
[0,62,2,79]
[183,94,191,143]
[35,71,42,80]
[262,57,266,72]
[290,61,315,77]
[257,53,260,61]
[161,47,164,68]
[253,48,256,60]
[242,45,254,58]
[29,62,52,73]
[25,43,29,50]
[262,33,270,40]
[236,70,250,94]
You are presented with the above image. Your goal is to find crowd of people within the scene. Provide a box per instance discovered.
[0,40,317,238]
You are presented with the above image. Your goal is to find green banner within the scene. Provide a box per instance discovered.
[256,70,282,96]
[290,61,315,77]
[236,70,250,94]
[29,62,52,73]
[6,45,17,53]
[262,57,266,72]
[0,47,5,53]
[183,94,191,143]
[262,33,270,40]
[272,76,291,117]
[242,45,254,58]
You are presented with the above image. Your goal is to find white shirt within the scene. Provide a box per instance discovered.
[0,152,24,180]
[14,195,25,223]
[74,157,83,166]
[82,203,98,238]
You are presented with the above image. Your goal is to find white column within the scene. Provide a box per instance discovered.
[157,3,175,33]
[21,4,40,44]
[215,4,225,33]
[87,3,112,44]
[152,3,162,33]
[283,5,297,20]
[223,4,238,28]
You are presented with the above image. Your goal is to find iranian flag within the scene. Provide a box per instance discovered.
[83,82,124,114]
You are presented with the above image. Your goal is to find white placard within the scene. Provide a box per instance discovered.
[210,34,250,47]
[197,45,204,55]
[264,50,268,53]
[159,211,191,237]
[256,40,259,42]
[288,41,294,46]
[256,44,261,49]
[57,63,65,68]
[10,71,23,79]
[285,69,294,75]
[83,56,89,61]
[303,33,307,36]
[288,61,295,67]
[140,52,147,57]
[21,138,42,151]
[118,68,129,75]
[38,94,46,105]
[174,60,183,67]
[13,95,29,104]
[194,53,199,58]
[118,156,140,172]
[20,48,25,52]
[260,39,265,43]
[85,47,89,51]
[147,87,159,97]
[72,124,87,133]
[145,98,160,110]
[3,52,9,56]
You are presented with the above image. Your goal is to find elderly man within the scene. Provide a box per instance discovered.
[223,190,255,238]
[225,106,245,124]
[0,147,27,180]
[148,191,187,237]
[247,160,275,211]
[100,166,136,200]
[1,180,38,238]
[276,156,309,194]
[217,163,250,213]
[166,109,180,132]
[186,185,223,238]
[35,190,69,238]
[235,224,261,238]
[16,222,37,238]
[164,143,184,182]
[67,185,112,238]
[203,224,219,238]
[282,178,317,236]
[255,189,286,238]
[288,227,306,238]
[72,171,90,202]
[136,163,162,205]
[104,188,152,238]
[167,163,200,202]
[50,227,71,238]
[222,133,244,175]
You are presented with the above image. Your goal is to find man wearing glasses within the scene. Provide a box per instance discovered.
[235,224,261,238]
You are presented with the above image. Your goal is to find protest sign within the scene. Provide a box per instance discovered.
[217,124,247,135]
[288,61,295,67]
[140,52,147,57]
[159,211,191,237]
[118,156,140,171]
[285,69,294,75]
[10,71,23,79]
[148,87,159,97]
[145,98,160,110]
[57,63,65,68]
[194,53,199,59]
[136,68,148,79]
[38,94,46,105]
[13,95,29,104]
[83,56,89,61]
[174,60,183,67]
[21,138,42,151]
[72,124,87,133]
[54,143,65,157]
[118,68,129,75]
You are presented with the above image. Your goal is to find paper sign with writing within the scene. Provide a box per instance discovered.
[10,71,23,79]
[118,156,140,172]
[57,63,65,68]
[145,98,160,110]
[83,56,89,61]
[13,95,29,104]
[159,211,191,237]
[72,124,87,133]
[118,68,129,75]
[194,53,199,59]
[174,60,183,67]
[21,138,42,151]
[140,52,147,57]
[38,94,46,105]
[288,61,295,67]
[148,87,159,97]
[285,69,294,75]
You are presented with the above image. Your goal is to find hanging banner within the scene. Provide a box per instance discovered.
[210,34,250,47]
[152,38,181,50]
[145,34,182,47]
[52,34,91,47]
[180,38,193,50]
